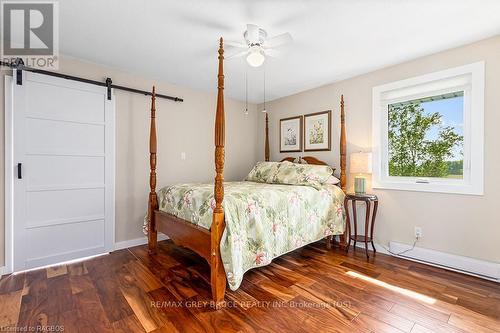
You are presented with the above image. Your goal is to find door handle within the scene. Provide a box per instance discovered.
[17,163,22,179]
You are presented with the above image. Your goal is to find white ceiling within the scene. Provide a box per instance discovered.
[60,0,500,103]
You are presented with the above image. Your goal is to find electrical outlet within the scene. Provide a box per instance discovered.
[414,227,423,239]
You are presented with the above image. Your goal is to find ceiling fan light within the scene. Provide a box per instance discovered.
[246,48,265,67]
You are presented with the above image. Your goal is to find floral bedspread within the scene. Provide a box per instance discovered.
[156,181,345,290]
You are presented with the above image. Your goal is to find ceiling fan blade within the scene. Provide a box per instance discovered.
[264,32,293,48]
[226,50,248,59]
[246,24,260,42]
[225,40,248,49]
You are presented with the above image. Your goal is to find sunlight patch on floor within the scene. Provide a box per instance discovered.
[346,270,437,304]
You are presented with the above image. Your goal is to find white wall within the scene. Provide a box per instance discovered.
[2,36,498,268]
[0,56,260,267]
[258,36,500,263]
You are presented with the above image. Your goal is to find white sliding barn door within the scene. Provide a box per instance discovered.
[11,71,115,272]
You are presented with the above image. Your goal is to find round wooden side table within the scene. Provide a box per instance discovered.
[344,193,378,259]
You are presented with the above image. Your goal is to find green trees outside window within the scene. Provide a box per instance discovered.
[388,93,464,178]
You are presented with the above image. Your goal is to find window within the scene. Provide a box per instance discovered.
[372,62,484,195]
[388,92,464,179]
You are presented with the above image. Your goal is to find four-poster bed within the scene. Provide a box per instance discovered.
[147,38,348,306]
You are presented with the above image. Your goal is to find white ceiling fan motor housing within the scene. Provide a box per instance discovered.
[244,28,268,47]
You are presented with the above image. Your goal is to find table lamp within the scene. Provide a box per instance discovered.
[350,152,372,195]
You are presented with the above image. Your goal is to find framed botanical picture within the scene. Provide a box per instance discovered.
[304,110,331,151]
[279,116,303,152]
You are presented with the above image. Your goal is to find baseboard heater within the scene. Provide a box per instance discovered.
[389,241,500,282]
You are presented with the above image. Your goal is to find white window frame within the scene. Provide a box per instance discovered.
[372,62,484,195]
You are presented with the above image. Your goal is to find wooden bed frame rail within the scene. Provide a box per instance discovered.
[147,38,347,307]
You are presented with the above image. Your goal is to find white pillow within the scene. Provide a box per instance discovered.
[325,175,340,185]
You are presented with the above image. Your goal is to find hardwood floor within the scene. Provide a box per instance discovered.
[1,240,499,332]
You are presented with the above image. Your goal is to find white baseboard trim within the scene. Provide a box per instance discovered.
[114,234,169,251]
[0,265,8,277]
[389,241,500,282]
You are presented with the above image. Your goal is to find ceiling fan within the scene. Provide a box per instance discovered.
[227,24,293,67]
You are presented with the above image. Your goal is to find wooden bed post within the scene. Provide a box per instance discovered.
[265,112,270,161]
[148,86,158,254]
[340,94,347,191]
[339,94,348,249]
[211,37,227,307]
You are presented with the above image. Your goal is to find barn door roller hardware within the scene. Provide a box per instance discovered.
[0,59,184,102]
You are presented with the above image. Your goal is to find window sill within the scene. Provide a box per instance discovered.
[372,180,483,196]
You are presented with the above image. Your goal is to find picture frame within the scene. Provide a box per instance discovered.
[279,116,303,152]
[304,110,331,151]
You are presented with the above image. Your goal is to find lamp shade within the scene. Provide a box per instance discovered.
[350,152,372,174]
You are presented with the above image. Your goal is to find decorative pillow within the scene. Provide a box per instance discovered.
[325,175,341,185]
[245,161,282,183]
[272,162,333,188]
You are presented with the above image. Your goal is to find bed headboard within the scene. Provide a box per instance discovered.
[281,156,328,166]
